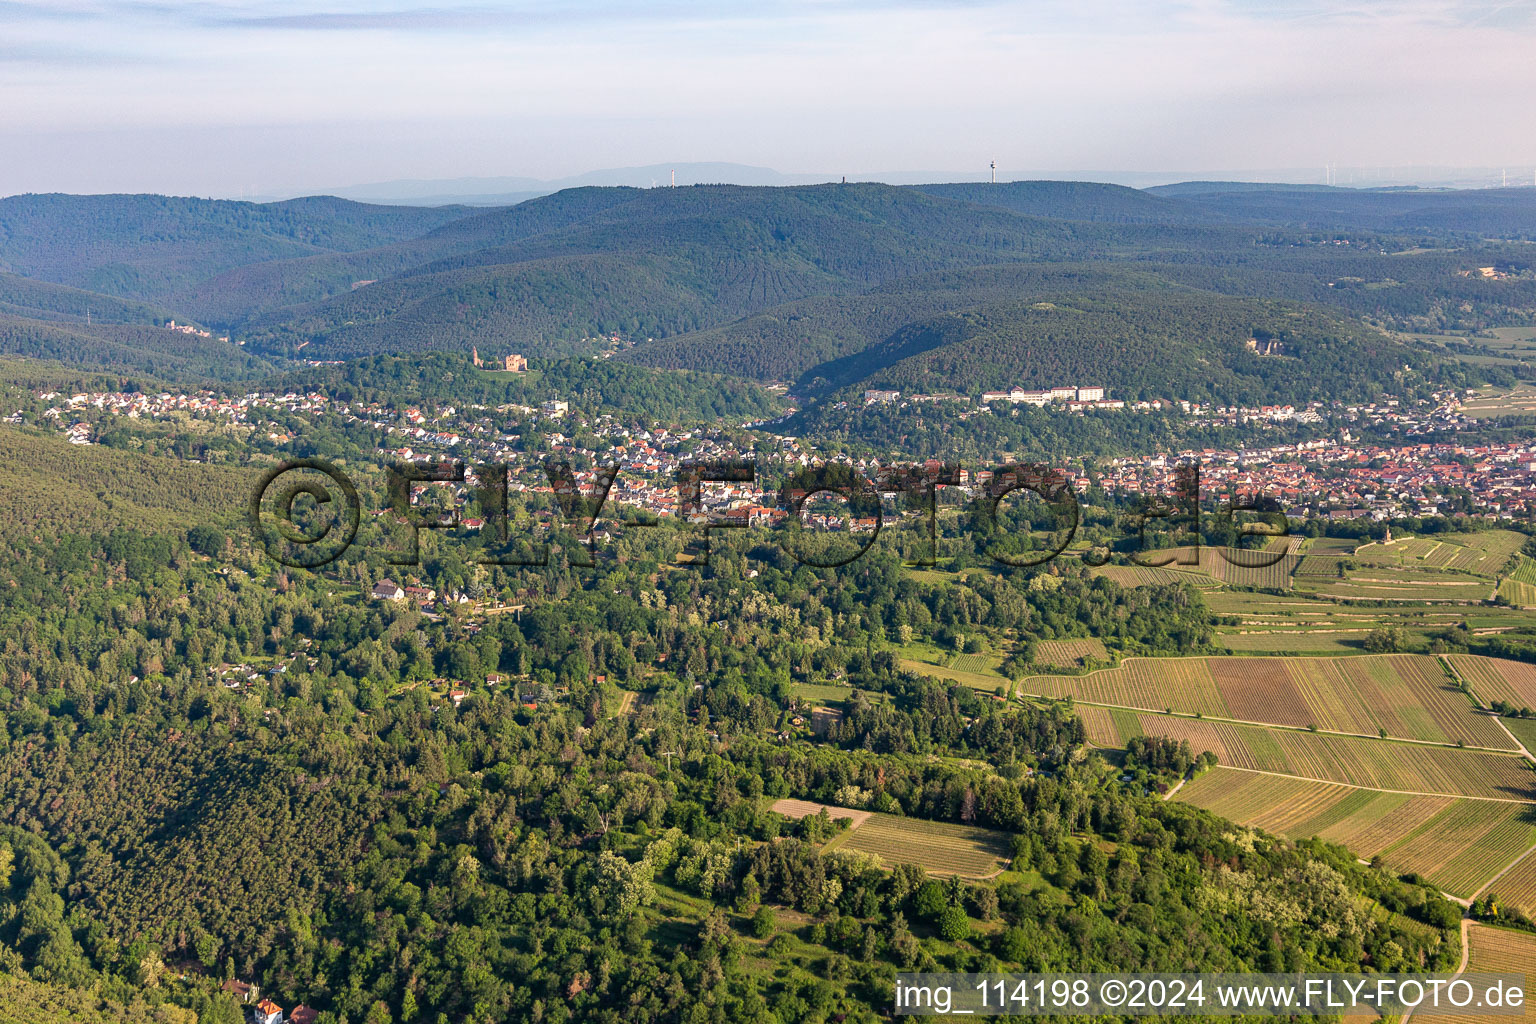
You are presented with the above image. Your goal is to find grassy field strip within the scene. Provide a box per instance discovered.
[1505,718,1536,756]
[1217,634,1365,654]
[791,682,886,705]
[823,813,1013,878]
[899,659,1007,691]
[1296,580,1493,603]
[1022,655,1518,750]
[772,800,1011,878]
[1177,768,1536,898]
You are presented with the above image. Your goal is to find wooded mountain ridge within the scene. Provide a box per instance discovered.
[1,181,1533,401]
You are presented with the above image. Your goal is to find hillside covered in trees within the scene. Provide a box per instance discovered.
[1,183,1534,404]
[0,469,1475,1023]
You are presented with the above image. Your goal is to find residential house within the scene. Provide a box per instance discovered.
[253,999,284,1024]
[220,980,258,1004]
[371,579,405,601]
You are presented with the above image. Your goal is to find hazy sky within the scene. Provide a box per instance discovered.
[3,0,1535,197]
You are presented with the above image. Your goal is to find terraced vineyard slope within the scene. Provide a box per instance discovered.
[1026,654,1516,749]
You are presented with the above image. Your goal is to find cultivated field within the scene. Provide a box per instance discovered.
[1447,655,1536,710]
[1485,847,1536,919]
[823,812,1012,877]
[1507,556,1536,587]
[1034,638,1109,668]
[771,798,872,828]
[1091,564,1220,589]
[1208,588,1517,652]
[1461,382,1536,419]
[1434,924,1536,1024]
[1024,655,1514,748]
[1110,544,1298,590]
[1295,554,1344,578]
[1296,573,1493,603]
[1176,768,1536,897]
[1024,657,1229,718]
[1380,800,1536,898]
[1499,574,1536,614]
[1100,714,1533,800]
[1352,530,1526,575]
[1074,705,1124,748]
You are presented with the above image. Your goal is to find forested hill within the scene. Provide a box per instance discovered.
[0,426,247,537]
[0,313,275,382]
[614,258,1493,404]
[232,183,1196,359]
[910,180,1225,225]
[789,291,1435,405]
[1144,182,1536,237]
[0,193,480,300]
[0,271,169,326]
[1,181,1534,396]
[276,353,785,423]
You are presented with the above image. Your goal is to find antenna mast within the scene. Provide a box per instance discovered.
[990,160,996,184]
[670,169,675,187]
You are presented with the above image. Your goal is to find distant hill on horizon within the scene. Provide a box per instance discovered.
[0,179,1533,399]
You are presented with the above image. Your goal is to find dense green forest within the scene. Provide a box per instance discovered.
[0,315,275,382]
[0,194,478,302]
[623,252,1536,387]
[0,427,249,535]
[0,272,171,326]
[277,353,785,424]
[2,183,1534,406]
[800,291,1442,403]
[0,493,1469,1023]
[1,180,1534,1022]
